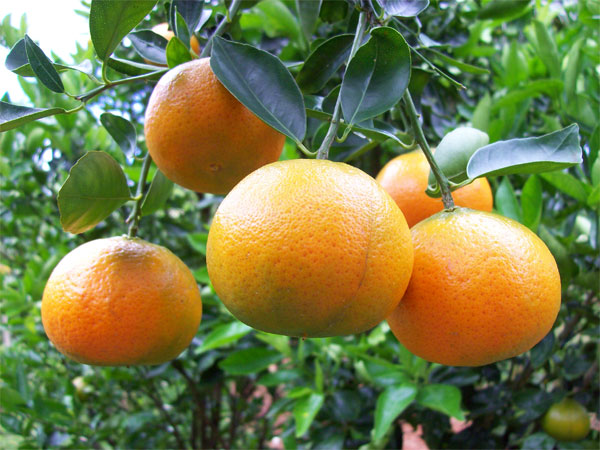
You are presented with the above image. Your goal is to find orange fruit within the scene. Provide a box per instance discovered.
[542,398,590,441]
[144,58,285,194]
[42,236,202,366]
[206,159,414,337]
[376,150,493,227]
[387,208,561,366]
[152,22,200,56]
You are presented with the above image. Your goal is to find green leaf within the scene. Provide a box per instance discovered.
[296,34,354,94]
[141,169,173,216]
[170,8,190,49]
[211,37,306,141]
[373,384,418,441]
[0,101,66,132]
[187,232,208,255]
[533,20,561,79]
[530,332,555,369]
[257,369,302,387]
[23,35,64,93]
[171,0,204,34]
[416,384,465,420]
[128,30,168,65]
[294,392,324,437]
[467,124,583,179]
[522,432,555,450]
[106,57,166,76]
[99,112,138,158]
[539,171,589,203]
[521,175,542,231]
[218,348,282,375]
[502,40,528,88]
[197,322,253,353]
[315,359,324,393]
[472,93,491,132]
[341,27,410,126]
[564,38,583,105]
[0,387,27,409]
[296,0,322,41]
[495,177,522,222]
[477,0,531,20]
[255,332,292,357]
[491,79,563,111]
[89,0,158,61]
[58,151,131,234]
[166,36,192,68]
[426,48,490,75]
[587,184,600,207]
[377,0,429,17]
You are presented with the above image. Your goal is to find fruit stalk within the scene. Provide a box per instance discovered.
[316,10,368,160]
[127,153,153,238]
[402,90,455,210]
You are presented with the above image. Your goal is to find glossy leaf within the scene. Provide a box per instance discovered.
[211,37,306,141]
[521,175,542,231]
[0,101,66,132]
[477,0,531,20]
[296,0,322,41]
[373,384,418,441]
[197,322,253,353]
[58,151,131,234]
[171,0,204,34]
[99,112,138,158]
[24,35,64,93]
[467,124,583,179]
[377,0,429,17]
[170,8,190,49]
[141,169,174,216]
[166,36,192,68]
[89,0,158,61]
[218,348,282,375]
[128,30,168,65]
[416,384,465,420]
[496,177,522,222]
[341,27,410,126]
[294,392,324,437]
[296,34,354,94]
[533,20,560,79]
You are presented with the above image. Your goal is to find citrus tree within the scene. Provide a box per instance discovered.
[1,0,598,448]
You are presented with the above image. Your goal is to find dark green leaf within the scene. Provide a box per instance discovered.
[373,384,418,441]
[296,0,322,41]
[530,331,555,368]
[99,112,138,158]
[257,369,302,387]
[141,169,173,216]
[128,30,168,65]
[477,0,531,20]
[377,0,429,17]
[341,27,410,125]
[166,36,192,68]
[89,0,158,61]
[172,0,204,33]
[522,433,555,450]
[0,101,66,132]
[538,226,576,282]
[58,151,131,234]
[491,79,563,111]
[218,348,282,375]
[23,35,64,93]
[106,57,166,76]
[294,392,324,437]
[467,124,583,179]
[170,8,190,49]
[539,171,589,203]
[296,34,354,94]
[197,322,253,353]
[472,93,491,132]
[416,384,465,420]
[426,48,489,75]
[533,20,560,79]
[521,175,542,231]
[211,37,306,141]
[495,177,522,222]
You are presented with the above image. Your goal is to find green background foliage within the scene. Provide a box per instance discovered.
[1,1,598,449]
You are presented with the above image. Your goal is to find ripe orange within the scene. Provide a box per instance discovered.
[42,236,202,366]
[144,58,285,194]
[206,159,414,337]
[376,150,493,227]
[387,207,561,366]
[152,22,200,56]
[542,398,590,441]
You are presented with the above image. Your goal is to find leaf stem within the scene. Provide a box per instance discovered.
[127,153,153,238]
[76,68,168,103]
[200,0,242,58]
[316,11,368,160]
[402,90,455,209]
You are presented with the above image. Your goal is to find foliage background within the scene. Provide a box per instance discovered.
[1,0,598,449]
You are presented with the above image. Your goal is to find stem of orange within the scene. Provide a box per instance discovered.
[127,153,153,238]
[402,91,455,210]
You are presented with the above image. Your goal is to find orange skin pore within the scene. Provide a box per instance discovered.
[387,208,561,367]
[376,151,493,227]
[144,58,285,194]
[42,237,202,366]
[206,159,414,338]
